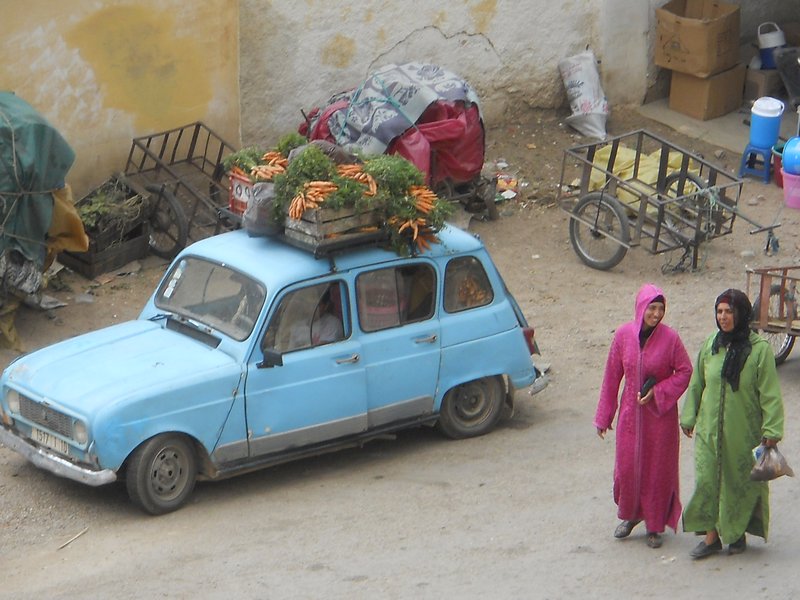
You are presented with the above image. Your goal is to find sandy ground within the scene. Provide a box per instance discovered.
[2,108,800,599]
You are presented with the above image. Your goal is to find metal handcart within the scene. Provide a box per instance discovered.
[123,122,238,259]
[747,265,800,364]
[558,130,779,273]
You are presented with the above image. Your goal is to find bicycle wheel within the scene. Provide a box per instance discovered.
[752,284,796,365]
[568,192,630,270]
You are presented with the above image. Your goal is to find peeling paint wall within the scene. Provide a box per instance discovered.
[4,0,798,196]
[238,0,611,146]
[1,0,240,195]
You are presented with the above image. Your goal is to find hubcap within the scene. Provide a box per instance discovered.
[150,446,187,500]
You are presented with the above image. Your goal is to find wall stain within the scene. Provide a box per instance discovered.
[469,0,497,33]
[65,5,211,129]
[321,34,356,69]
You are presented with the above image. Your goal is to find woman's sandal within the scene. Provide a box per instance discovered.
[613,519,641,539]
[646,532,663,548]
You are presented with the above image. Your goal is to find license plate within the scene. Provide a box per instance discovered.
[31,427,70,456]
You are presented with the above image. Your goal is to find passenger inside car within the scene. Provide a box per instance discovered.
[311,285,344,344]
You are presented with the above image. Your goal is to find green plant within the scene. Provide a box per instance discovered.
[272,144,338,222]
[77,179,146,234]
[222,146,264,175]
[363,154,424,199]
[276,132,308,156]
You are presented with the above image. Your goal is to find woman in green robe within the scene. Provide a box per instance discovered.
[680,289,785,559]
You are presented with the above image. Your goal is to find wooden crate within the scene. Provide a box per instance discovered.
[58,223,150,279]
[284,206,381,247]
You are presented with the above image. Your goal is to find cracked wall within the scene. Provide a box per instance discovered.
[239,0,629,146]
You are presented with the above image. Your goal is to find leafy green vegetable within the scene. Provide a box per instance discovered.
[222,146,264,174]
[363,154,424,199]
[77,179,146,232]
[272,144,338,223]
[276,132,308,156]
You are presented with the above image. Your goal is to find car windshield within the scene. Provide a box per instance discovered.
[154,256,266,341]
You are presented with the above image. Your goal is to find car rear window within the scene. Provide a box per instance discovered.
[444,256,493,313]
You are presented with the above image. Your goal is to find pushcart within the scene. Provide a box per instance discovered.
[558,130,779,273]
[123,122,238,259]
[747,265,800,364]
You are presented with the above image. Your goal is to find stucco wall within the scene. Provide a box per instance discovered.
[239,0,626,147]
[1,0,240,196]
[4,0,799,197]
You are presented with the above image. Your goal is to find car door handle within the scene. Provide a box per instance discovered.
[336,353,360,364]
[415,334,438,344]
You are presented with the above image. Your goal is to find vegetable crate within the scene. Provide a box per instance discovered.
[557,129,777,273]
[59,222,150,279]
[124,122,238,258]
[283,206,384,256]
[228,171,252,216]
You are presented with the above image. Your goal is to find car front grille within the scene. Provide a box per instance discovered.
[19,395,73,439]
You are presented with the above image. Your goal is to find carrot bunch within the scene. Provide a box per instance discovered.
[409,185,438,214]
[287,180,338,220]
[336,164,378,196]
[250,151,289,181]
[385,184,444,251]
[387,215,438,251]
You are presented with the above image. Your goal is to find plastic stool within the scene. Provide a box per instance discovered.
[739,143,772,183]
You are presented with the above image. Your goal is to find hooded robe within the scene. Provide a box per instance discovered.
[594,283,693,533]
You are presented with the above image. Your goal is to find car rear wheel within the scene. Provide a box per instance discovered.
[437,376,505,439]
[126,434,197,515]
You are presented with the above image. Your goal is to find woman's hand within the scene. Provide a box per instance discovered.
[762,437,779,448]
[681,426,693,438]
[637,389,654,405]
[596,426,611,439]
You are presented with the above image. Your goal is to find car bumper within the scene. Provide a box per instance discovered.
[0,426,116,487]
[528,373,549,395]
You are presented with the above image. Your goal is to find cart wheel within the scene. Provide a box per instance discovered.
[752,284,796,365]
[433,178,455,200]
[662,172,712,235]
[568,192,630,270]
[144,184,188,259]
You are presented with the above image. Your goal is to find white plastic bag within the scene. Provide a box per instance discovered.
[558,50,610,139]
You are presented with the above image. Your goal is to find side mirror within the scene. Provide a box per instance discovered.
[258,348,284,369]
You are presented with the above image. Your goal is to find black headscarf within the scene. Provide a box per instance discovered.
[711,288,752,391]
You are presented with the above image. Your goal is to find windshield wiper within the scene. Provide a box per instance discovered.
[164,315,221,348]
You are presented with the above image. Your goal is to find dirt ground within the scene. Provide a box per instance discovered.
[3,107,800,599]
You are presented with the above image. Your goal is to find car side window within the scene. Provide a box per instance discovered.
[356,264,436,332]
[263,281,346,353]
[444,256,493,313]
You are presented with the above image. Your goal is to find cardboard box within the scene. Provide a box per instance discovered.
[656,0,741,78]
[782,21,800,47]
[744,67,784,101]
[669,62,745,120]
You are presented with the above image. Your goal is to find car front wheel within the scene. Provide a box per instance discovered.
[126,434,197,515]
[437,376,505,439]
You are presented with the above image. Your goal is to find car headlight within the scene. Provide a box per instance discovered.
[6,389,20,414]
[73,420,88,444]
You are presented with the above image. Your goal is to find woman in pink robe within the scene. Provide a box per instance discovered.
[594,283,693,548]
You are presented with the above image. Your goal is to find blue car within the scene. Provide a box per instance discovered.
[0,225,546,514]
